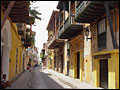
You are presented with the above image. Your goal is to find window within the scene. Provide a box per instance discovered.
[15,48,18,74]
[67,41,70,56]
[98,18,106,49]
[19,52,21,72]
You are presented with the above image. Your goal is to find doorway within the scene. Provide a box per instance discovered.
[77,52,80,79]
[100,59,108,89]
[61,54,64,73]
[67,61,70,76]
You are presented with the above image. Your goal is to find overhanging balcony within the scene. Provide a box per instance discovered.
[59,17,83,39]
[75,1,119,23]
[48,32,64,49]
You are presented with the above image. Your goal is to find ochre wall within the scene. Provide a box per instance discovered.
[9,20,24,80]
[1,6,25,81]
[93,50,119,89]
[70,34,84,80]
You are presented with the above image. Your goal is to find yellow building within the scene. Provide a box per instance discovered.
[75,1,119,89]
[1,1,29,82]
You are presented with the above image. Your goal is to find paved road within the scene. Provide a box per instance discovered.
[28,67,72,89]
[6,70,31,89]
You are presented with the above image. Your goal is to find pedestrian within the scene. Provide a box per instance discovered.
[1,74,11,89]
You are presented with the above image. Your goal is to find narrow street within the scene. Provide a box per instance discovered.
[28,67,72,89]
[7,67,72,89]
[1,1,119,89]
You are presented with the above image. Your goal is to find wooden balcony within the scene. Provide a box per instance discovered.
[75,1,119,23]
[48,32,64,49]
[59,17,83,39]
[2,1,29,23]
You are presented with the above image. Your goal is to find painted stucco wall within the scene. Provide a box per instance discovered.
[70,34,84,80]
[93,50,119,89]
[9,20,24,80]
[1,7,25,81]
[91,8,119,89]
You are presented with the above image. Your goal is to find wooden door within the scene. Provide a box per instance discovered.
[100,59,108,89]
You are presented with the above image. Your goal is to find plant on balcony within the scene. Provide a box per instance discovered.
[27,1,42,25]
[24,33,35,48]
[25,33,31,42]
[31,35,35,45]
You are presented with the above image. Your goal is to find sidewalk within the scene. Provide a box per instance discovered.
[6,70,32,89]
[45,67,103,89]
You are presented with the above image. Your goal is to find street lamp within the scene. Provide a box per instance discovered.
[85,28,92,41]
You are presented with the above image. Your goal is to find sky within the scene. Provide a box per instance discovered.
[30,1,59,60]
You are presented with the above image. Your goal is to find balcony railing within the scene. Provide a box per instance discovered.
[58,15,83,39]
[76,1,91,16]
[47,35,56,48]
[59,25,64,37]
[76,1,91,18]
[75,1,110,23]
[64,17,70,31]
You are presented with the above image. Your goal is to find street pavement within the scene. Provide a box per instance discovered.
[28,67,72,89]
[6,66,102,89]
[7,66,72,89]
[6,70,31,89]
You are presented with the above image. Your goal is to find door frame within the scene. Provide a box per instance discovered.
[73,50,83,81]
[93,59,108,88]
[99,59,108,89]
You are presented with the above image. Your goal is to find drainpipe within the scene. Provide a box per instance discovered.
[1,1,15,29]
[104,1,118,49]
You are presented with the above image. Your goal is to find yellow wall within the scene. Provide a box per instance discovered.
[91,8,119,89]
[73,50,83,81]
[93,50,119,89]
[70,33,84,81]
[1,6,25,81]
[9,20,24,80]
[84,55,92,83]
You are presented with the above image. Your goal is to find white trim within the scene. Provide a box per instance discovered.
[1,19,11,80]
[1,19,12,49]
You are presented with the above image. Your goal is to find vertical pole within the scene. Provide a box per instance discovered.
[114,8,117,45]
[104,1,118,49]
[59,11,61,37]
[69,1,71,24]
[55,15,56,39]
[75,1,77,18]
[1,1,15,29]
[59,11,61,29]
[63,2,65,31]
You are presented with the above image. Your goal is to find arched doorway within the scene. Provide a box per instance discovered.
[1,19,12,80]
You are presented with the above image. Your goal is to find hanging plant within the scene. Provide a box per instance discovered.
[27,16,35,25]
[27,1,42,25]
